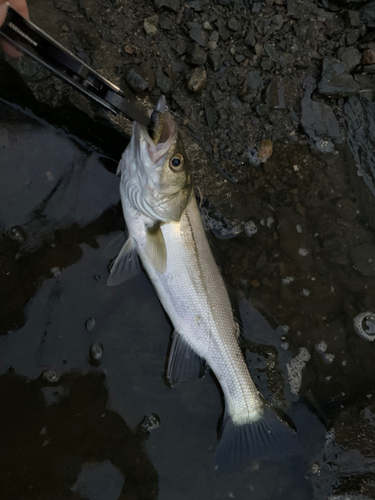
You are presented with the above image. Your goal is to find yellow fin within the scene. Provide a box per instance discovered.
[145,224,167,274]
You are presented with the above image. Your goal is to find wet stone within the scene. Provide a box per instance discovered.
[208,51,221,71]
[318,57,360,97]
[155,0,180,12]
[187,67,207,92]
[89,342,104,365]
[124,66,149,93]
[247,71,262,90]
[266,76,292,109]
[141,413,161,433]
[350,244,375,276]
[7,225,27,243]
[187,43,207,66]
[258,139,273,161]
[341,47,361,73]
[42,370,60,383]
[154,69,173,94]
[144,14,159,36]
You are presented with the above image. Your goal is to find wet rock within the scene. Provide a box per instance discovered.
[208,51,221,71]
[124,66,149,93]
[89,342,104,365]
[341,47,361,73]
[189,25,208,47]
[215,18,230,40]
[266,76,292,109]
[278,207,313,272]
[245,28,256,48]
[248,71,262,90]
[155,0,180,12]
[205,106,216,128]
[301,76,342,147]
[227,17,241,32]
[344,96,375,230]
[258,139,273,161]
[344,10,360,28]
[7,225,27,243]
[264,43,279,63]
[203,21,212,31]
[42,370,60,383]
[318,57,360,97]
[334,198,357,220]
[140,413,160,433]
[53,0,78,13]
[144,14,159,36]
[187,43,207,66]
[188,0,202,10]
[350,244,375,276]
[362,49,375,65]
[154,68,173,94]
[187,67,207,92]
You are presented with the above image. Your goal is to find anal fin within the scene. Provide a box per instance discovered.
[107,237,141,286]
[167,330,206,385]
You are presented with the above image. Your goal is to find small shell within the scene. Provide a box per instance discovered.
[353,312,375,341]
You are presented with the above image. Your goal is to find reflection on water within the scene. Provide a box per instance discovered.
[1,100,374,499]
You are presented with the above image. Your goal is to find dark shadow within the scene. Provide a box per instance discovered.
[0,370,159,500]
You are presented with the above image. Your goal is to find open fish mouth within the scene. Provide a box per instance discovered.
[142,96,177,164]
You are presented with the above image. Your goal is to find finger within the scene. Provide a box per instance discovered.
[8,0,29,19]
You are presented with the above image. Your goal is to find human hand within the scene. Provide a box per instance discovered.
[0,0,29,57]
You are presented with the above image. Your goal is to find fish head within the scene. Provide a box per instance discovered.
[120,96,192,223]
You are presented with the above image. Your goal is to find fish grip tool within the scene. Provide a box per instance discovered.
[0,7,156,134]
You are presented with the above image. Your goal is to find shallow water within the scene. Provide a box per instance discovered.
[1,100,375,500]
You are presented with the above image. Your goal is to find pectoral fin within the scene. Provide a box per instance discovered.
[145,224,167,274]
[107,237,141,286]
[167,330,206,385]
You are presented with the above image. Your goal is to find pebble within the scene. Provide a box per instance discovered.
[154,68,173,94]
[144,14,159,36]
[7,225,27,243]
[341,46,361,73]
[258,139,273,162]
[227,17,241,32]
[42,370,60,383]
[89,342,104,364]
[155,0,180,12]
[362,49,375,65]
[189,26,208,47]
[53,0,78,13]
[85,317,97,332]
[208,51,221,71]
[187,43,207,66]
[141,413,160,433]
[266,76,291,109]
[124,66,149,93]
[247,71,262,90]
[250,279,261,288]
[187,67,207,92]
[245,28,256,47]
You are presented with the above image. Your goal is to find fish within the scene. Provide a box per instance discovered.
[108,96,300,471]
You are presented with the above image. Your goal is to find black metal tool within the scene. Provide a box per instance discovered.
[0,6,155,133]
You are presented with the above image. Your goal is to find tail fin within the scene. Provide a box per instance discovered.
[214,405,301,473]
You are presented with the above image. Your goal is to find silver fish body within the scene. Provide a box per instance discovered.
[109,102,299,470]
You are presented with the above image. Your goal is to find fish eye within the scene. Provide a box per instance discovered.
[169,154,184,171]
